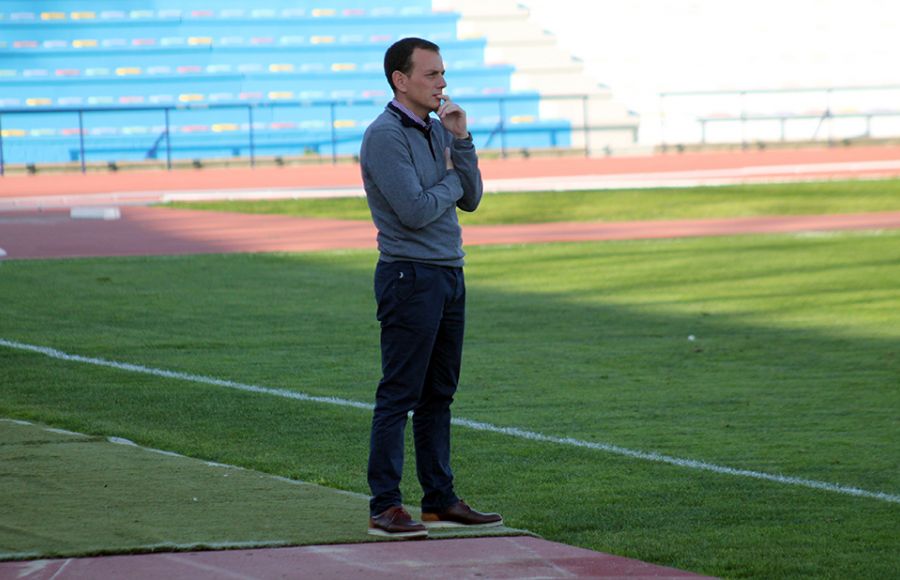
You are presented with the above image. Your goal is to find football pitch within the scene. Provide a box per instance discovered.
[2,184,899,578]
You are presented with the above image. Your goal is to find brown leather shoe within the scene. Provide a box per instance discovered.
[421,500,503,528]
[368,506,428,539]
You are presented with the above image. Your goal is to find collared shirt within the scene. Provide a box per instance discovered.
[390,98,432,131]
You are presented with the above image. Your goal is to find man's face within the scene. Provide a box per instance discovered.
[394,48,447,120]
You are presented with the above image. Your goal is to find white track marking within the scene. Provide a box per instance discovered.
[46,558,73,580]
[157,553,266,580]
[451,418,900,503]
[44,427,90,437]
[501,536,577,578]
[2,338,897,505]
[0,543,296,564]
[0,338,371,411]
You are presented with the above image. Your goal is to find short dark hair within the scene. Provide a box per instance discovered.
[384,37,441,92]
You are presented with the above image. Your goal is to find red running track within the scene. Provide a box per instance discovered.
[1,207,899,261]
[0,536,713,579]
[2,145,900,199]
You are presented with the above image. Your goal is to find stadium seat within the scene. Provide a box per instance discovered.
[0,0,573,166]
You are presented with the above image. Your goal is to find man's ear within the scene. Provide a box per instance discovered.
[392,70,407,93]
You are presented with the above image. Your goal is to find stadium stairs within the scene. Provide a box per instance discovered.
[439,0,641,155]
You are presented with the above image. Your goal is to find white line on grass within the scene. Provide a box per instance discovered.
[3,337,898,505]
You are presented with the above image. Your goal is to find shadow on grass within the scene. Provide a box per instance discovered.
[0,234,898,578]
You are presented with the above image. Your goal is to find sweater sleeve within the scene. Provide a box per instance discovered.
[362,126,463,230]
[451,136,484,212]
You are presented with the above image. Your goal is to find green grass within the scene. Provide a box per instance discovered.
[163,178,900,224]
[0,420,521,559]
[1,231,898,578]
[0,419,372,557]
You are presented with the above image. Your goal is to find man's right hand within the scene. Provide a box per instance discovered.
[444,147,454,171]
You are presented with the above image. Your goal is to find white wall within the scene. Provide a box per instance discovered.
[519,0,900,144]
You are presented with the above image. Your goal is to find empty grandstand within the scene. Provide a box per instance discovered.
[0,0,639,170]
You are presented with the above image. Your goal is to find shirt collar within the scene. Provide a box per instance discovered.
[390,98,432,129]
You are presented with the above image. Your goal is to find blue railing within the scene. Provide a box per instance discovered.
[0,94,639,175]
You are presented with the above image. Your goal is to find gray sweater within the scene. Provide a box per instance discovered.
[360,105,483,267]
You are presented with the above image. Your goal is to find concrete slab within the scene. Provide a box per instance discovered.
[70,207,121,220]
[1,536,715,579]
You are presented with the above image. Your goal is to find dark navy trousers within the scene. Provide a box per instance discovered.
[368,260,465,517]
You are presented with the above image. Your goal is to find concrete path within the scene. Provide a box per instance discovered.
[1,537,714,579]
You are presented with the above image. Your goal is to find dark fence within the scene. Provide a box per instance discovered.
[0,93,638,175]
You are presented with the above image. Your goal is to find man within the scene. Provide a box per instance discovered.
[360,37,503,539]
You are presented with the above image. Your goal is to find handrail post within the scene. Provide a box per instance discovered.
[498,97,507,158]
[78,110,86,174]
[739,91,747,150]
[582,95,590,157]
[164,108,172,170]
[247,105,256,168]
[0,114,5,176]
[659,92,666,150]
[330,101,337,165]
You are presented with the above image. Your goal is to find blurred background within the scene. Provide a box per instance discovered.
[2,0,898,171]
[452,0,900,147]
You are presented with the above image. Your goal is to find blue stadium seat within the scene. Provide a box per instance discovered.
[0,14,461,48]
[0,39,488,79]
[0,0,571,166]
[0,0,434,19]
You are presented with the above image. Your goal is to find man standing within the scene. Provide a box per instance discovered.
[360,37,502,539]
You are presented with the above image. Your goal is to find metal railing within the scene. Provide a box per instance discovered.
[0,94,638,175]
[696,111,900,145]
[658,84,900,147]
